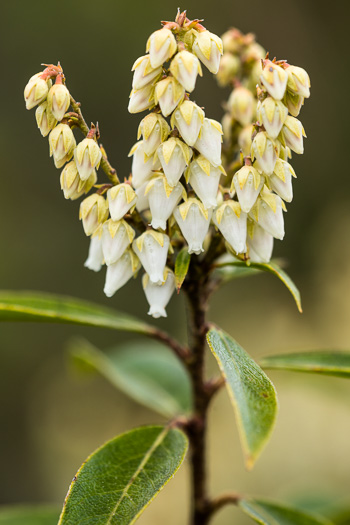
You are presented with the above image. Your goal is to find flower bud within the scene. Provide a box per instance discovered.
[84,235,104,272]
[101,219,135,266]
[49,123,76,169]
[174,198,212,255]
[79,194,109,236]
[242,42,266,63]
[187,156,224,209]
[137,113,170,156]
[222,113,233,143]
[192,30,223,74]
[24,73,51,110]
[142,268,175,318]
[269,159,296,202]
[170,51,202,92]
[60,161,97,200]
[132,55,163,90]
[47,83,70,121]
[128,141,161,189]
[228,87,256,127]
[238,125,254,157]
[249,186,286,239]
[74,138,102,181]
[35,101,57,137]
[286,65,310,98]
[216,53,240,87]
[128,84,154,114]
[133,230,170,284]
[154,76,185,117]
[146,28,177,68]
[221,28,242,54]
[104,248,140,297]
[278,144,292,161]
[213,201,247,254]
[157,137,192,186]
[107,183,137,222]
[231,165,264,213]
[281,116,306,155]
[251,131,277,175]
[283,91,304,117]
[247,222,273,263]
[194,118,223,167]
[257,97,288,139]
[260,60,288,100]
[171,100,204,146]
[135,181,150,213]
[145,174,185,230]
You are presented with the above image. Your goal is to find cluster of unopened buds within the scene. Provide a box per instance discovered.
[24,10,310,319]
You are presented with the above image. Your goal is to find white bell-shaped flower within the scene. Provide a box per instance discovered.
[213,201,247,254]
[192,31,223,74]
[194,118,223,167]
[101,219,135,266]
[84,235,104,272]
[257,97,288,139]
[157,137,192,187]
[132,231,170,284]
[47,83,70,121]
[135,181,150,213]
[145,175,185,230]
[107,183,137,222]
[269,159,296,202]
[286,65,310,98]
[49,123,76,169]
[137,113,170,156]
[174,198,212,255]
[74,138,102,181]
[250,186,286,240]
[142,268,175,318]
[60,161,97,200]
[79,194,109,236]
[260,60,288,101]
[282,116,306,155]
[228,87,256,127]
[154,77,185,117]
[247,222,274,263]
[104,248,140,297]
[24,72,51,110]
[132,55,162,90]
[128,84,154,114]
[129,141,161,189]
[171,101,204,146]
[146,28,177,68]
[170,50,202,92]
[187,156,224,209]
[251,131,277,175]
[231,165,264,213]
[35,101,57,137]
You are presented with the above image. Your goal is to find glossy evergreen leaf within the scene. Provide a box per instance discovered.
[260,351,350,378]
[69,338,192,418]
[239,498,333,525]
[0,506,59,524]
[58,425,188,525]
[174,247,191,292]
[207,328,278,469]
[0,291,154,335]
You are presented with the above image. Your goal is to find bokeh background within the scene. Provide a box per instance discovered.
[1,0,350,523]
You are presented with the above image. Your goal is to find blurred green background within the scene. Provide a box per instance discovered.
[1,0,350,523]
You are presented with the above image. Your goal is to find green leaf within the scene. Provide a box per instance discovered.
[239,498,333,525]
[69,338,192,418]
[0,291,154,335]
[215,261,302,313]
[260,351,350,378]
[207,327,278,469]
[0,506,60,524]
[175,247,191,292]
[58,425,188,525]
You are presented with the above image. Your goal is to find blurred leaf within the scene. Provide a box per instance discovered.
[175,248,191,292]
[58,425,188,525]
[0,291,154,334]
[260,351,350,378]
[207,327,278,469]
[215,261,302,312]
[69,338,192,418]
[0,506,59,524]
[239,498,333,525]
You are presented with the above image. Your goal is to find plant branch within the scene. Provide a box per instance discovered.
[208,492,241,517]
[147,326,190,363]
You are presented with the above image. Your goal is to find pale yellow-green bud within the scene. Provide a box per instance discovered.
[170,50,202,93]
[137,113,170,156]
[170,100,204,146]
[35,101,57,137]
[221,28,242,54]
[257,97,288,139]
[217,53,241,87]
[146,28,177,68]
[60,160,97,200]
[24,73,51,110]
[281,116,306,154]
[251,131,277,175]
[260,60,288,101]
[157,136,192,187]
[230,165,264,213]
[131,55,163,90]
[107,183,137,221]
[74,138,102,181]
[49,123,76,169]
[238,125,254,157]
[286,65,310,98]
[128,84,155,114]
[242,42,265,63]
[228,87,256,126]
[47,83,70,121]
[154,76,185,117]
[79,194,109,236]
[283,90,304,117]
[192,30,223,74]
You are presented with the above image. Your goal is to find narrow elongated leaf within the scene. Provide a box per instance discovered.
[0,506,59,524]
[0,291,154,335]
[260,351,350,378]
[239,498,332,525]
[207,328,278,469]
[70,339,192,418]
[58,425,188,525]
[215,261,302,312]
[175,248,191,292]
